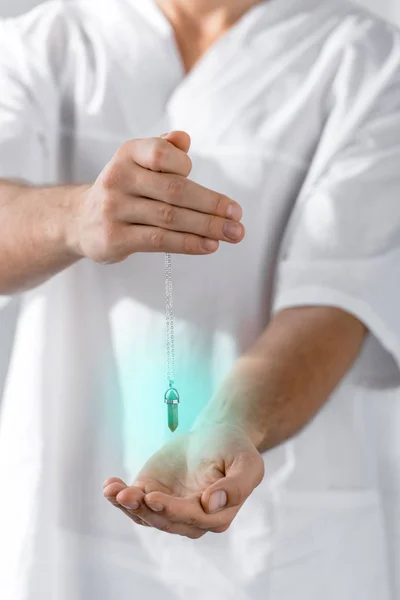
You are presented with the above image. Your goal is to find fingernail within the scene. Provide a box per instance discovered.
[202,239,219,252]
[223,222,242,241]
[146,502,164,513]
[209,491,227,513]
[121,501,139,511]
[160,133,170,138]
[226,203,242,221]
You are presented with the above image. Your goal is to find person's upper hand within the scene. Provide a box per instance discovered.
[69,131,245,263]
[103,423,265,539]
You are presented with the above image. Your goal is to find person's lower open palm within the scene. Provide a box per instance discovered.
[103,424,265,539]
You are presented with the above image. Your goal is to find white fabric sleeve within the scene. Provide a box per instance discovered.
[0,8,67,309]
[273,21,400,371]
[0,17,58,182]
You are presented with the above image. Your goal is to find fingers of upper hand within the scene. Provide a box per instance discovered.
[152,201,244,243]
[130,168,242,225]
[129,138,192,177]
[126,226,217,256]
[95,169,242,260]
[119,198,244,244]
[163,177,242,226]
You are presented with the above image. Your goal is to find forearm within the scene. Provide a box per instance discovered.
[0,180,87,294]
[195,306,367,453]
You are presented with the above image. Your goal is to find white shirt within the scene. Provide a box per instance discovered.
[0,1,400,598]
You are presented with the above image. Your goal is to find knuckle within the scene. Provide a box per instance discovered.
[150,140,168,171]
[102,162,123,190]
[160,522,172,534]
[116,142,129,160]
[101,193,117,221]
[166,177,185,203]
[183,155,193,177]
[186,516,199,527]
[163,507,175,519]
[99,223,114,250]
[238,451,265,487]
[150,229,165,249]
[215,193,228,215]
[95,225,126,264]
[183,234,197,255]
[160,204,176,226]
[206,215,216,238]
[97,232,115,263]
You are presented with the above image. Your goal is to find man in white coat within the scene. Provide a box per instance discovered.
[0,0,399,599]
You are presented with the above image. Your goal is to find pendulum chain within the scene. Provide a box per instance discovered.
[164,253,179,432]
[165,252,175,386]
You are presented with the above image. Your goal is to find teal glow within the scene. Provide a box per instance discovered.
[106,335,215,474]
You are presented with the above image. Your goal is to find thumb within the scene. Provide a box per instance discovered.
[160,130,191,153]
[201,451,265,515]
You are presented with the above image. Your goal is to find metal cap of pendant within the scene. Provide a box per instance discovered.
[164,386,180,405]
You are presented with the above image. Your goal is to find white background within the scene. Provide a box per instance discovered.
[0,0,400,23]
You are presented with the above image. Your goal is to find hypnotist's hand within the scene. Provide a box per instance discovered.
[71,131,244,263]
[103,423,264,539]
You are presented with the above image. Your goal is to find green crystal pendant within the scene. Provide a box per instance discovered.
[165,386,180,432]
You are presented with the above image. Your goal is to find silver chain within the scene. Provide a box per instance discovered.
[165,252,175,386]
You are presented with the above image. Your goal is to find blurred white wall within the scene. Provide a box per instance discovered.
[1,0,400,21]
[0,0,43,17]
[355,0,400,23]
[1,0,400,23]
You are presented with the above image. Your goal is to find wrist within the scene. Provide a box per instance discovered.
[192,356,270,451]
[192,398,265,452]
[63,184,91,259]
